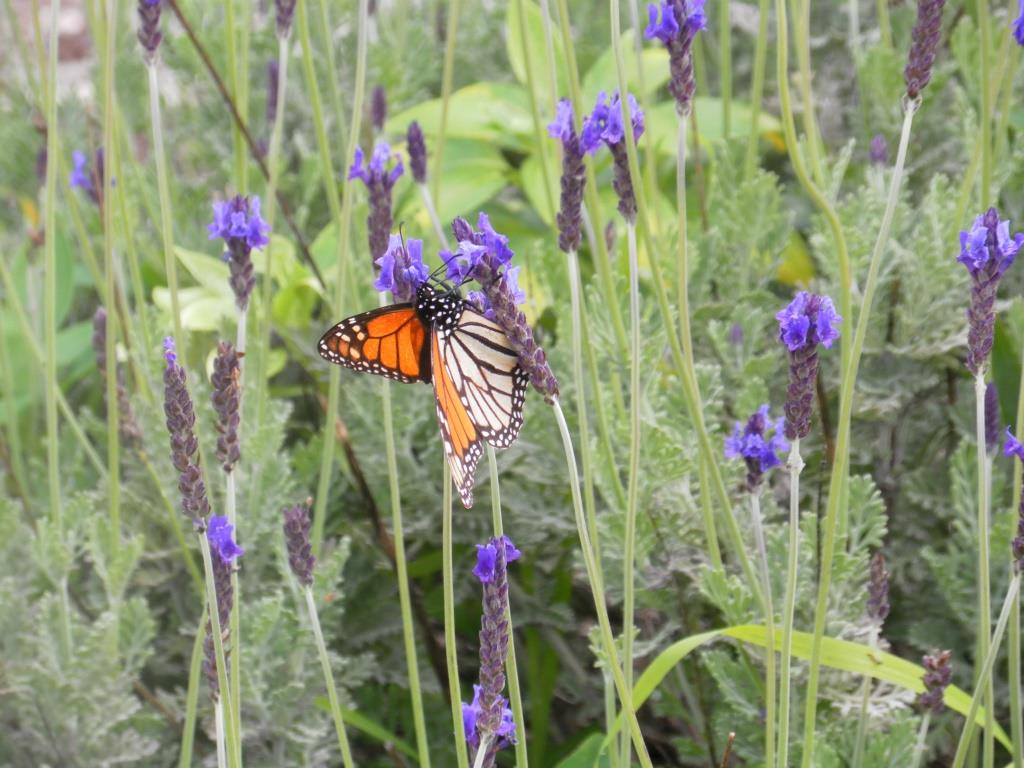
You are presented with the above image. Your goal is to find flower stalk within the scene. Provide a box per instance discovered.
[442,462,471,768]
[777,439,803,766]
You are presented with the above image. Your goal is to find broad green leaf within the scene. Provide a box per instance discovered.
[644,98,784,156]
[554,733,613,767]
[519,151,559,225]
[153,286,234,332]
[581,30,669,105]
[604,624,1011,751]
[777,231,815,286]
[506,0,567,108]
[174,246,232,296]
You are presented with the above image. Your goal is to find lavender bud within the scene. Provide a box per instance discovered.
[869,134,888,165]
[609,143,637,222]
[452,216,475,243]
[208,195,270,310]
[776,292,842,440]
[866,552,890,623]
[282,502,316,587]
[547,100,586,253]
[985,382,1001,454]
[137,0,162,64]
[407,121,428,184]
[202,516,243,703]
[211,342,242,472]
[723,405,788,493]
[92,307,143,442]
[162,338,211,527]
[349,143,404,265]
[904,0,947,100]
[371,85,387,135]
[957,209,1023,375]
[917,650,952,713]
[275,0,296,37]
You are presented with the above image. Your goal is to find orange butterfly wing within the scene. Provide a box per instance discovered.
[431,331,483,508]
[318,305,431,383]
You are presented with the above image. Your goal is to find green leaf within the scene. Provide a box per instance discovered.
[174,246,232,296]
[506,0,567,108]
[604,624,1012,750]
[311,698,417,760]
[554,732,613,767]
[645,98,783,156]
[519,152,559,225]
[582,30,669,105]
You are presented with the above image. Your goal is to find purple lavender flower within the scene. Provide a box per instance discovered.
[371,85,387,135]
[163,337,211,527]
[580,91,644,221]
[374,235,430,302]
[776,292,842,440]
[137,0,162,63]
[866,552,890,623]
[442,214,559,400]
[211,341,242,472]
[917,650,952,713]
[644,0,706,114]
[1004,428,1024,569]
[958,209,1023,374]
[208,195,270,310]
[407,121,428,184]
[1015,0,1024,46]
[463,536,520,758]
[349,142,404,263]
[283,502,316,587]
[548,99,586,253]
[985,382,1001,454]
[207,515,245,564]
[904,0,947,100]
[869,134,888,165]
[276,0,297,36]
[93,307,143,442]
[70,149,109,207]
[724,404,788,491]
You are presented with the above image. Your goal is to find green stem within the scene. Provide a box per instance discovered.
[148,63,186,362]
[719,0,731,137]
[553,401,654,767]
[798,101,918,768]
[198,533,240,768]
[977,0,992,209]
[420,184,449,247]
[514,0,557,223]
[750,492,776,768]
[777,439,802,768]
[975,372,995,768]
[697,454,723,571]
[486,446,529,767]
[620,221,641,768]
[224,0,245,190]
[952,574,1021,768]
[178,613,207,768]
[433,0,461,204]
[311,0,368,555]
[42,0,62,539]
[238,0,250,192]
[442,461,471,768]
[876,0,892,48]
[303,588,356,767]
[214,701,228,768]
[0,324,28,507]
[788,0,825,187]
[910,712,931,768]
[742,0,771,179]
[851,625,878,768]
[315,0,347,137]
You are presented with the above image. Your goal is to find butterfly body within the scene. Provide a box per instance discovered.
[319,284,528,507]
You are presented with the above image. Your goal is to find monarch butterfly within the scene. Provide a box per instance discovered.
[318,281,528,508]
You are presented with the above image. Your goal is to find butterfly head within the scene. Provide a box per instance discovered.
[415,282,464,333]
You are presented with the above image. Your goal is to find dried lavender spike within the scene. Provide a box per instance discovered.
[275,0,297,37]
[866,551,890,623]
[985,382,1001,454]
[407,121,428,184]
[202,516,244,702]
[608,142,637,222]
[92,307,143,442]
[776,292,842,440]
[904,0,947,100]
[958,208,1023,375]
[917,649,952,713]
[137,0,162,64]
[371,85,387,135]
[163,338,211,527]
[547,100,586,253]
[211,341,242,472]
[645,0,707,115]
[282,502,316,587]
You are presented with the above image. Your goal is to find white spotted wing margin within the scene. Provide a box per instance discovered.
[432,306,529,508]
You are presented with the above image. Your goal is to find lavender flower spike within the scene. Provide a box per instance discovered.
[162,337,211,527]
[723,404,788,492]
[958,208,1023,375]
[443,214,559,400]
[208,195,270,310]
[580,90,645,221]
[1003,428,1024,570]
[548,99,586,254]
[463,537,520,757]
[985,382,1001,454]
[1015,0,1024,46]
[137,0,162,64]
[644,0,706,114]
[349,142,404,264]
[904,0,947,100]
[283,502,316,587]
[371,85,387,135]
[375,234,429,302]
[203,515,243,702]
[776,291,842,440]
[869,134,888,165]
[275,0,297,37]
[407,121,428,184]
[917,650,952,713]
[211,341,242,472]
[93,307,143,442]
[866,551,890,624]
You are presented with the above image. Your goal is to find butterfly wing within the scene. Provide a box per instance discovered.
[318,305,431,384]
[431,330,483,508]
